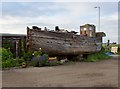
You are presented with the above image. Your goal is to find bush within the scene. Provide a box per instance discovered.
[16,58,25,66]
[21,38,26,57]
[23,52,33,62]
[32,51,42,57]
[0,48,26,68]
[0,48,13,61]
[23,51,42,62]
[117,44,120,55]
[2,59,19,68]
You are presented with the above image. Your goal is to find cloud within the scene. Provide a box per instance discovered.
[1,0,119,2]
[0,2,118,43]
[100,12,118,29]
[1,14,72,25]
[100,12,118,43]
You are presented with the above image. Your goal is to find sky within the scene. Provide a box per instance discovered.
[0,0,119,43]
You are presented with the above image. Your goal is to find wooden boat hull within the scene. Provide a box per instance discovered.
[27,29,104,56]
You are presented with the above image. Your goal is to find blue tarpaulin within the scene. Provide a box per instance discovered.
[105,52,114,56]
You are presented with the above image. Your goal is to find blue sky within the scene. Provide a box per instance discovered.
[0,1,119,43]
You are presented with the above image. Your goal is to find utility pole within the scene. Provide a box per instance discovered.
[94,6,100,32]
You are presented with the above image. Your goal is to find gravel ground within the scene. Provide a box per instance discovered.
[2,56,118,87]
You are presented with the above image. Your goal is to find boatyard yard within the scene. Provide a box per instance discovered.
[2,56,118,87]
[1,1,119,88]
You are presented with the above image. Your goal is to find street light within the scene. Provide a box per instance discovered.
[94,6,100,32]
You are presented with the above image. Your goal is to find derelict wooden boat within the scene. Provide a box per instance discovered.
[26,25,105,56]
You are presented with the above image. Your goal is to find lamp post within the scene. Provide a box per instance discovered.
[94,6,100,32]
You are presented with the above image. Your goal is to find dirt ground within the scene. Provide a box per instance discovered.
[2,56,119,87]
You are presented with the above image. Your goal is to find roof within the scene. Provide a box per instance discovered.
[96,32,106,37]
[80,24,95,27]
[0,33,26,37]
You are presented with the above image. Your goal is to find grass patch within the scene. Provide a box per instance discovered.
[84,47,111,62]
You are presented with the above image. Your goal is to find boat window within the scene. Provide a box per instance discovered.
[84,28,87,30]
[70,43,72,45]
